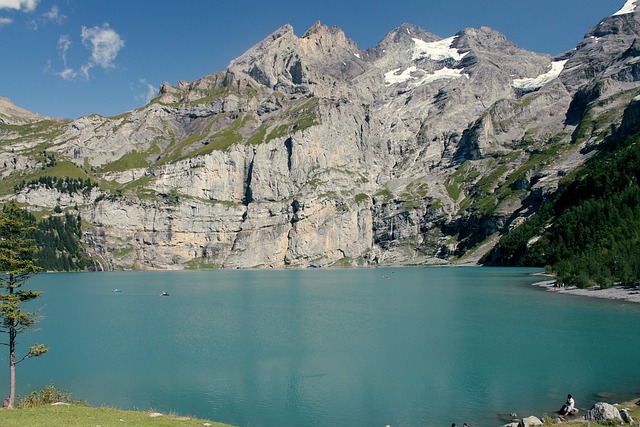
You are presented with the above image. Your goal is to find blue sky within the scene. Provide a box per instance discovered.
[0,0,625,119]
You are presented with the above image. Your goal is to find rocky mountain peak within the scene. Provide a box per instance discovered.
[612,0,639,18]
[365,23,440,62]
[299,21,356,51]
[559,0,640,91]
[588,0,640,39]
[454,26,512,51]
[0,96,49,124]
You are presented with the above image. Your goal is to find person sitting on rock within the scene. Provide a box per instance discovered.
[558,394,575,416]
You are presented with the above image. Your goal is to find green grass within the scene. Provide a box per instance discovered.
[184,257,222,270]
[374,187,393,202]
[247,97,319,146]
[0,405,233,427]
[0,160,92,197]
[99,147,158,173]
[0,120,66,146]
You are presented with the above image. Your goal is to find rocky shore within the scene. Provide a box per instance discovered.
[533,278,640,304]
[501,400,638,426]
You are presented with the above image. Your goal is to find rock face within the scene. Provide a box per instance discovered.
[3,3,640,269]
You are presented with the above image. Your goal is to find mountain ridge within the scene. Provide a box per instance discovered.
[2,4,640,270]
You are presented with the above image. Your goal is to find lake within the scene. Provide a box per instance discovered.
[5,267,640,426]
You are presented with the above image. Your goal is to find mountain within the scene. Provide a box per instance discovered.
[0,97,51,125]
[2,3,640,270]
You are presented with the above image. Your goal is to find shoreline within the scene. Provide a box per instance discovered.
[532,277,640,304]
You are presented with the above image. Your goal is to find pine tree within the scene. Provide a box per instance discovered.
[0,201,47,409]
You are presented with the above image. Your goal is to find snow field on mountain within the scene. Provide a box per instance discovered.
[411,36,467,61]
[512,60,567,91]
[614,0,637,16]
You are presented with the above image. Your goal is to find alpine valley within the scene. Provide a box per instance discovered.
[3,2,640,271]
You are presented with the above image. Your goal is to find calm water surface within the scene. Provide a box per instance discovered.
[6,268,640,426]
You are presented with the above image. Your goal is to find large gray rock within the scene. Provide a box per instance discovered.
[585,402,623,422]
[518,415,543,427]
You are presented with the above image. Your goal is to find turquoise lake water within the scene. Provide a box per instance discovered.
[5,267,640,426]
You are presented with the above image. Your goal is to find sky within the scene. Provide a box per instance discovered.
[0,0,628,119]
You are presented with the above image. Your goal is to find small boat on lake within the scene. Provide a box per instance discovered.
[160,291,170,296]
[112,289,123,293]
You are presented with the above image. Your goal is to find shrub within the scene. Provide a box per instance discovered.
[18,381,87,408]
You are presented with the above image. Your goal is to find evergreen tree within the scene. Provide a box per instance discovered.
[0,201,47,409]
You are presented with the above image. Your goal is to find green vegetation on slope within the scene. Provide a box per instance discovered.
[485,132,640,288]
[32,211,94,271]
[11,207,94,272]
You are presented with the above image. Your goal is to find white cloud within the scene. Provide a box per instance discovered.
[43,5,64,24]
[57,67,77,80]
[0,16,12,25]
[80,23,124,78]
[0,0,39,12]
[47,35,77,80]
[57,34,71,65]
[135,79,158,104]
[79,63,93,79]
[48,22,125,81]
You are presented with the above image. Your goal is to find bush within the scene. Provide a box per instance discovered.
[18,381,87,408]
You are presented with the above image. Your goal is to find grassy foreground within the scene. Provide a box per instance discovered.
[0,405,234,427]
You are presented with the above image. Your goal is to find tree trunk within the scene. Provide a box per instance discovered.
[7,325,16,409]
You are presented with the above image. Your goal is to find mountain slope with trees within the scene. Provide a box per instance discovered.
[484,107,640,287]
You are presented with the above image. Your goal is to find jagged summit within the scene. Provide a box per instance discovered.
[299,21,357,52]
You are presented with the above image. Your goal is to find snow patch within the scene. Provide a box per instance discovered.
[512,60,567,91]
[412,36,467,62]
[385,66,467,86]
[614,0,637,16]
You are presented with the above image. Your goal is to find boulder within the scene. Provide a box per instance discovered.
[519,415,543,427]
[585,402,622,422]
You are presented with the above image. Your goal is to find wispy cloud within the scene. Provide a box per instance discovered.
[80,23,124,79]
[135,79,158,104]
[54,34,76,79]
[57,67,76,80]
[57,34,71,65]
[0,0,39,12]
[0,16,12,26]
[42,5,64,24]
